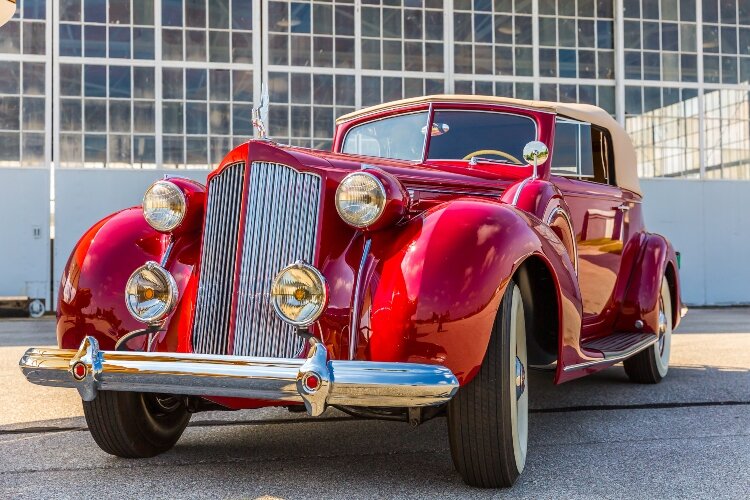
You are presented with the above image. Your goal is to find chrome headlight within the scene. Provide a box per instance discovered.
[270,262,328,327]
[335,172,387,228]
[125,262,178,324]
[143,180,186,232]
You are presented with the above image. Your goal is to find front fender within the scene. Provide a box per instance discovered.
[358,198,583,385]
[614,233,682,333]
[57,208,200,351]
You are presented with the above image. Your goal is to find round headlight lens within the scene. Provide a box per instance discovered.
[125,262,178,324]
[335,172,387,228]
[143,181,186,232]
[270,263,328,327]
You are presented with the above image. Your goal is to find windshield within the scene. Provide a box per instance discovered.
[342,111,428,161]
[427,110,537,165]
[341,109,537,165]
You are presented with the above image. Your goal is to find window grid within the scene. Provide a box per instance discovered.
[2,0,750,179]
[452,0,534,80]
[700,0,750,85]
[623,0,699,83]
[0,1,48,167]
[538,0,616,82]
[55,0,255,168]
[266,0,358,149]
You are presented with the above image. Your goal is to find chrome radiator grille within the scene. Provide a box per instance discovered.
[233,162,321,357]
[192,161,321,358]
[192,162,245,355]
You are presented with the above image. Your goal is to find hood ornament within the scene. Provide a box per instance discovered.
[252,83,270,140]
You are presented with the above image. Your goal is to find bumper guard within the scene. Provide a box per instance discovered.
[19,336,459,416]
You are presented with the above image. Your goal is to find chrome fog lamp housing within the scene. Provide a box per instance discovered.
[143,180,187,232]
[335,172,387,228]
[125,262,178,325]
[270,262,328,327]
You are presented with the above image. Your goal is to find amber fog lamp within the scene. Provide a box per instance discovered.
[335,170,407,230]
[270,262,328,327]
[143,180,187,232]
[125,262,178,324]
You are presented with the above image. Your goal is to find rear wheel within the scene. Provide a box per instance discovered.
[624,276,673,384]
[83,391,190,458]
[447,281,529,488]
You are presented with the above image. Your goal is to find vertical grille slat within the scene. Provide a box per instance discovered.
[192,161,321,358]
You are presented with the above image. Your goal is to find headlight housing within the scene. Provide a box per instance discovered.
[335,172,387,228]
[125,262,178,324]
[143,180,187,232]
[270,262,328,327]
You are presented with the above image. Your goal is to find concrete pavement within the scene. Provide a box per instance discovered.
[0,309,748,499]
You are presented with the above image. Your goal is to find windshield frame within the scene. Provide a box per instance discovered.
[336,102,547,167]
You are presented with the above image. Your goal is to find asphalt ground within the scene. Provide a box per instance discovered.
[0,309,748,499]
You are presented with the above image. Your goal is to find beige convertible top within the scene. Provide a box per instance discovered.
[336,95,641,196]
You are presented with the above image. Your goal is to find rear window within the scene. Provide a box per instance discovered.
[426,110,537,165]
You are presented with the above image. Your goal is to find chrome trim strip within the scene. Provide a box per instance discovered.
[160,239,174,267]
[349,238,372,360]
[19,336,459,417]
[562,335,658,372]
[407,187,501,198]
[511,177,533,206]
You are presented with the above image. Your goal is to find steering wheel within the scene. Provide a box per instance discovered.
[462,149,523,165]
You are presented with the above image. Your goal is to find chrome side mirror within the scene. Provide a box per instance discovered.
[0,0,15,27]
[523,141,549,166]
[523,141,549,177]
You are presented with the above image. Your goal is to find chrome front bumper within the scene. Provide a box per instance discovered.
[19,336,459,416]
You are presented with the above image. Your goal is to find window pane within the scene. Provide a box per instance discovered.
[22,97,45,131]
[427,111,536,163]
[551,121,579,175]
[343,111,428,161]
[0,97,20,130]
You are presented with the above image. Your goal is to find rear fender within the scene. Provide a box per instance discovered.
[57,208,201,351]
[614,233,683,333]
[358,198,584,385]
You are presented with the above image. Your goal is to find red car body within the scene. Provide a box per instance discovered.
[54,95,682,412]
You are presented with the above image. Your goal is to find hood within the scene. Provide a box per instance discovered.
[273,143,523,198]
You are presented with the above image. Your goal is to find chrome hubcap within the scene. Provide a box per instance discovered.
[515,356,526,400]
[658,304,668,355]
[653,278,672,377]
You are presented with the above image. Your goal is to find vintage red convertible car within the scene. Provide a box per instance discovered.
[21,95,683,488]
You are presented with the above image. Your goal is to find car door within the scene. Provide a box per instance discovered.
[550,118,629,329]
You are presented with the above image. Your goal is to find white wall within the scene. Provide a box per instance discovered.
[641,179,750,306]
[0,168,51,304]
[53,169,209,302]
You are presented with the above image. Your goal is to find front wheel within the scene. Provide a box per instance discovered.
[83,391,191,458]
[447,280,529,488]
[623,276,673,384]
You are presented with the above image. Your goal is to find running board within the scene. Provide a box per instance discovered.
[563,333,658,372]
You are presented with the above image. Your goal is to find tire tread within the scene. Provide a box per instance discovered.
[83,391,189,458]
[447,281,522,488]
